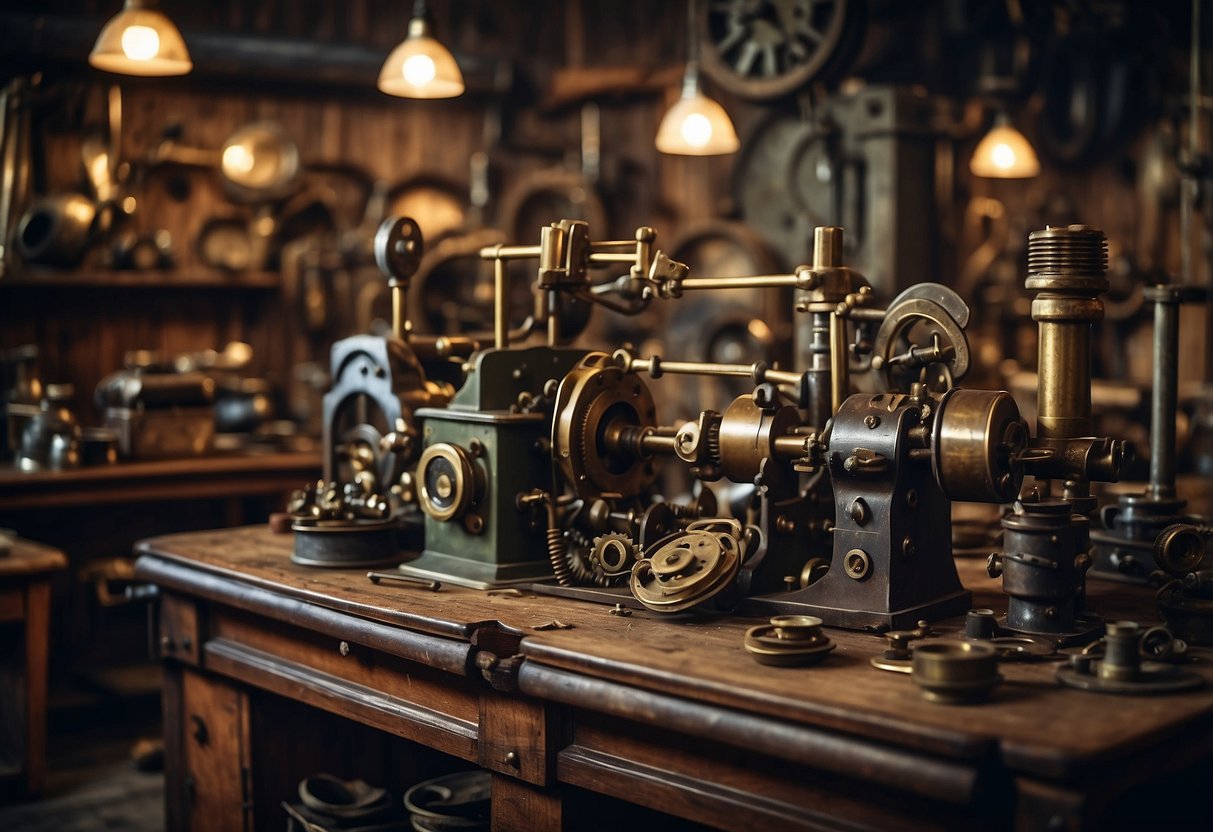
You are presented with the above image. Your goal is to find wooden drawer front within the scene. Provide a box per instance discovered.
[560,718,994,832]
[204,607,480,761]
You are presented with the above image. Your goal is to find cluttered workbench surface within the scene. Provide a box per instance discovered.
[136,524,1213,832]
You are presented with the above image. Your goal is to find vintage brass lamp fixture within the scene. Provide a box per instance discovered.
[656,0,739,156]
[90,0,192,77]
[378,0,465,99]
[970,112,1040,178]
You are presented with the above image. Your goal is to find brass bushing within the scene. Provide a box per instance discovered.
[910,639,1001,705]
[744,615,835,667]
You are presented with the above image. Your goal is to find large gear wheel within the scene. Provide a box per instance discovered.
[698,0,865,101]
[552,353,659,501]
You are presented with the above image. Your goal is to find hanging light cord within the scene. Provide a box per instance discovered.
[684,0,700,94]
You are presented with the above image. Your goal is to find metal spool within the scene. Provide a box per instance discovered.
[744,615,836,666]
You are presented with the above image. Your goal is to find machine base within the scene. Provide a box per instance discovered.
[742,587,973,632]
[398,550,555,591]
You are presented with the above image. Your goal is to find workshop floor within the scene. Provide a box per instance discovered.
[0,684,164,832]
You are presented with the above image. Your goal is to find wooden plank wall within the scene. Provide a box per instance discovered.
[0,0,1205,427]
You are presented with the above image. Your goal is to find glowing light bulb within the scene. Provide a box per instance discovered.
[679,113,713,148]
[222,145,255,175]
[121,25,160,61]
[403,53,437,86]
[991,143,1016,170]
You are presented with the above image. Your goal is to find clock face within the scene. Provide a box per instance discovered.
[698,0,860,100]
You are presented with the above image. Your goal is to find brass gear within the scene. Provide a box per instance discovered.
[552,352,658,500]
[629,519,743,614]
[590,532,642,578]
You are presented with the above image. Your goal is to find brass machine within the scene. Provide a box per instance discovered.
[987,227,1128,644]
[540,226,1027,630]
[397,219,676,588]
[290,215,1164,649]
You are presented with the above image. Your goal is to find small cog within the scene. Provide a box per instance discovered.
[590,532,641,578]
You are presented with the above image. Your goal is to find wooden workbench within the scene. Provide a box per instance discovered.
[134,526,1213,831]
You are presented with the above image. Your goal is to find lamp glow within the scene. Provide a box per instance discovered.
[378,14,464,99]
[120,25,160,61]
[221,145,255,175]
[402,53,437,86]
[970,119,1040,179]
[656,88,739,156]
[90,1,191,77]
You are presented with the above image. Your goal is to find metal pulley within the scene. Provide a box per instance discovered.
[552,352,659,501]
[629,519,743,613]
[374,215,424,282]
[871,284,972,393]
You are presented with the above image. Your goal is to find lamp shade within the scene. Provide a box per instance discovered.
[378,17,464,99]
[89,1,191,77]
[656,90,740,156]
[970,121,1040,178]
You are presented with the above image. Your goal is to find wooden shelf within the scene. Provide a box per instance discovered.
[0,450,321,511]
[0,269,280,290]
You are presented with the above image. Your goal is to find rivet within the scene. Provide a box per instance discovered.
[339,641,350,656]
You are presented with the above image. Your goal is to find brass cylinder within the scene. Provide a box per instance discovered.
[1026,226,1108,442]
[813,226,844,270]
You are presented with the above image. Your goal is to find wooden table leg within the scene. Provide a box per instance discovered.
[23,580,50,798]
[491,773,563,832]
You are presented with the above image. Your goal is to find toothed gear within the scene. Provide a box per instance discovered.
[590,532,642,578]
[552,352,659,500]
[706,422,722,463]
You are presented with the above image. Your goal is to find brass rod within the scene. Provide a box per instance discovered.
[829,311,847,415]
[680,275,799,290]
[478,244,542,260]
[587,252,639,264]
[494,257,507,349]
[391,282,407,342]
[547,290,560,346]
[639,433,679,455]
[773,435,808,459]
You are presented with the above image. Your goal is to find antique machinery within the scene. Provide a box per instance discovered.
[1093,284,1211,581]
[738,384,1024,629]
[539,226,1023,629]
[589,367,1026,628]
[289,217,455,567]
[398,219,662,589]
[987,226,1129,644]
